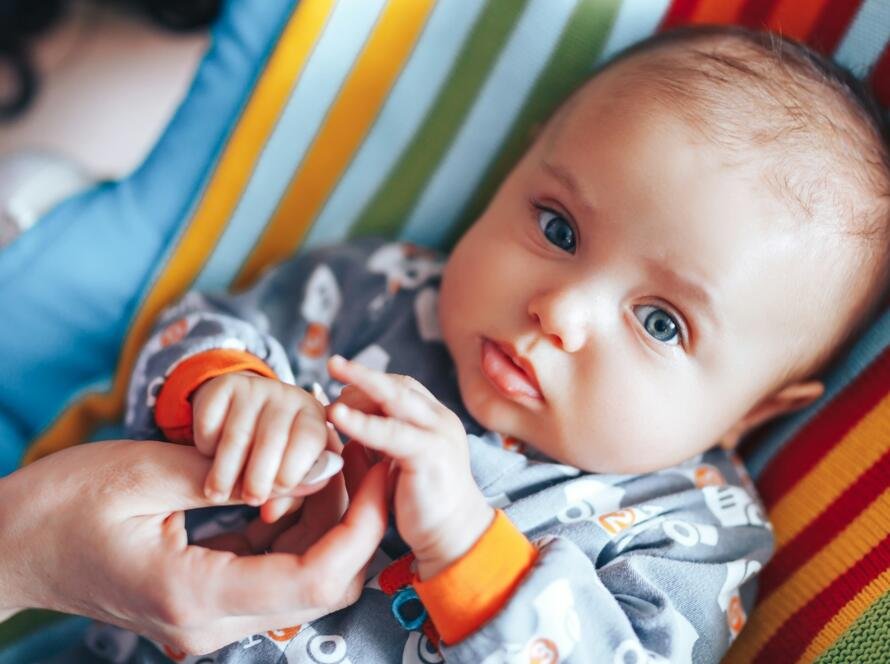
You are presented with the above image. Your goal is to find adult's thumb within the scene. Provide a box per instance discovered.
[103,440,234,515]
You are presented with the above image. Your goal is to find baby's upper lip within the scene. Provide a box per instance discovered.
[492,338,544,398]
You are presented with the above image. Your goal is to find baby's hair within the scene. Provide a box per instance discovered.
[591,25,890,379]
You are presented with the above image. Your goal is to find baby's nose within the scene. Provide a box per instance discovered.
[528,293,589,353]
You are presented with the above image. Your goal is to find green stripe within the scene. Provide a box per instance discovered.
[444,0,622,250]
[816,591,890,664]
[349,0,530,239]
[0,609,67,647]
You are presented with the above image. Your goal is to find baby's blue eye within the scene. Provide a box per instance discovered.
[633,305,681,346]
[537,208,576,254]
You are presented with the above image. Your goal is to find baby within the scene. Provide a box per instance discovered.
[95,25,888,664]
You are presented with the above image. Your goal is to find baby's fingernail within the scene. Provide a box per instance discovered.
[243,493,264,507]
[206,488,227,503]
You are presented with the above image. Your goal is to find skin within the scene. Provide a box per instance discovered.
[436,59,839,475]
[0,439,390,655]
[193,55,853,580]
[0,46,868,653]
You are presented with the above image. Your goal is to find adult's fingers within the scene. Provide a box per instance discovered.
[212,460,388,616]
[104,442,234,516]
[270,473,348,556]
[341,441,376,499]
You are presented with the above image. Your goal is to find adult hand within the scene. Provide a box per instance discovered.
[0,439,389,655]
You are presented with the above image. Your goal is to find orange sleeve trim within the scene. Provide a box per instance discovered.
[412,509,538,645]
[155,349,277,443]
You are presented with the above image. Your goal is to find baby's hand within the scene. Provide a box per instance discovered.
[191,373,338,517]
[326,356,494,580]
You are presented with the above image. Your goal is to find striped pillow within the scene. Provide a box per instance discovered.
[0,1,886,661]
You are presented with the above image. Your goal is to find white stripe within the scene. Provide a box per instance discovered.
[303,0,487,249]
[400,0,578,247]
[834,0,890,77]
[598,0,670,64]
[195,0,388,290]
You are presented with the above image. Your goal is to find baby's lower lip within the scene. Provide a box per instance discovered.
[480,338,543,402]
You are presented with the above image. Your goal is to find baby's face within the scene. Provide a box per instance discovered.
[438,65,839,473]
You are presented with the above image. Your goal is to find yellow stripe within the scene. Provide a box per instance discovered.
[771,395,890,550]
[23,0,337,464]
[232,0,437,291]
[724,490,890,663]
[796,572,890,663]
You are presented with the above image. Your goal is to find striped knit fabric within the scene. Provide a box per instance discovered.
[3,1,887,662]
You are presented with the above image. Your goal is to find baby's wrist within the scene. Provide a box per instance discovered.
[413,499,495,580]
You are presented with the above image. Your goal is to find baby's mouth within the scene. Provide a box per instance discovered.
[480,338,544,401]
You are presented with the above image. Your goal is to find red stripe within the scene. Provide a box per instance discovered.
[753,537,890,663]
[660,0,700,29]
[758,450,890,599]
[807,0,865,54]
[870,44,890,108]
[739,0,779,29]
[756,345,890,509]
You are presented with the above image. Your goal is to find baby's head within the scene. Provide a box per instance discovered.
[438,26,889,473]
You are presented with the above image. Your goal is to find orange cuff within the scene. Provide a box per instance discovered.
[155,349,277,443]
[412,510,538,645]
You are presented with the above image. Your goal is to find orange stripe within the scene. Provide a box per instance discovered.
[723,490,890,663]
[22,0,337,464]
[690,0,747,24]
[796,572,890,663]
[232,0,437,291]
[765,0,831,40]
[770,395,890,550]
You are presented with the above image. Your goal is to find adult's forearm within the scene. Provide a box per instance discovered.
[0,468,33,616]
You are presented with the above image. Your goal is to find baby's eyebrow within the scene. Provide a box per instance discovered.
[540,159,596,217]
[644,258,720,333]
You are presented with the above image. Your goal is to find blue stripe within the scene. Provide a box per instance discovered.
[834,0,890,76]
[400,0,579,247]
[195,0,388,290]
[597,0,670,64]
[303,0,487,249]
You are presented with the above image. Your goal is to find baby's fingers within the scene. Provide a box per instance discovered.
[329,403,429,465]
[327,355,437,429]
[204,398,262,502]
[241,403,297,506]
[331,383,385,416]
[259,496,304,524]
[271,408,329,495]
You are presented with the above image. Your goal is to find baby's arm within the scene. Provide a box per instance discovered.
[327,361,770,661]
[421,471,774,662]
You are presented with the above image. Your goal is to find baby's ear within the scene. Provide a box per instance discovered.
[718,381,824,450]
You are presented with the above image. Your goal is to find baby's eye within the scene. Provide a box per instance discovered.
[633,305,681,346]
[537,207,576,254]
